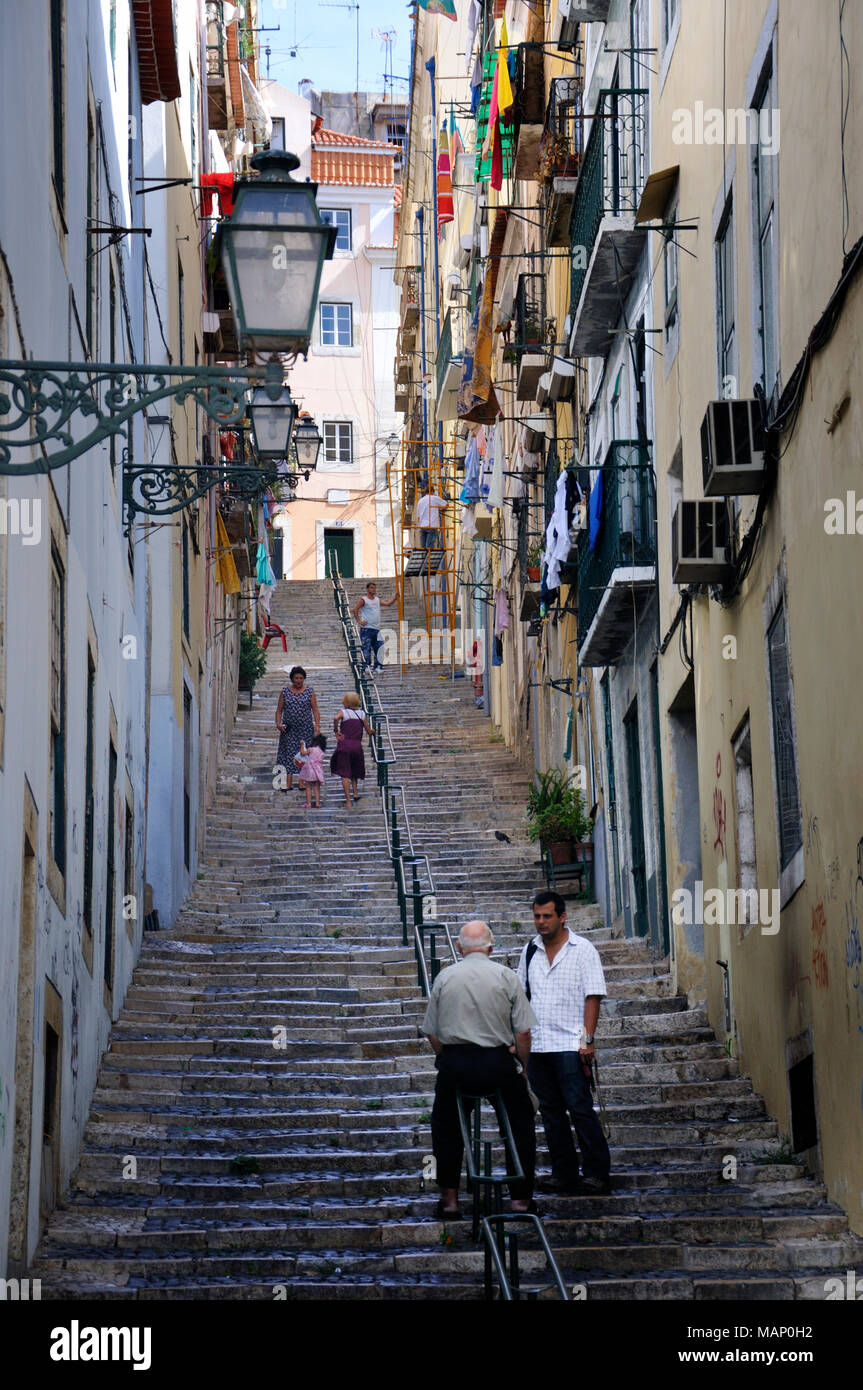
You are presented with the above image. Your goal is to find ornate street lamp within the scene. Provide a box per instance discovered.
[219,151,338,357]
[0,149,336,531]
[246,385,297,462]
[293,414,322,471]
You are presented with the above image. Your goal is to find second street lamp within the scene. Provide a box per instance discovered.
[293,414,323,472]
[246,386,297,463]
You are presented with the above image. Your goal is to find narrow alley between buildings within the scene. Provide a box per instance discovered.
[30,581,863,1300]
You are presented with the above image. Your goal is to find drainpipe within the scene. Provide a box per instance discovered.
[425,55,445,508]
[415,207,429,475]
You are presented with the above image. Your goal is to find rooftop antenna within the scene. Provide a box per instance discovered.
[321,0,361,126]
[372,27,397,101]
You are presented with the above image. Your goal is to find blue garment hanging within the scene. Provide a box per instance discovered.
[460,435,481,503]
[588,471,604,552]
[256,541,275,587]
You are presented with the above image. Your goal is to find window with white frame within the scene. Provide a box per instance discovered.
[715,195,736,395]
[752,60,779,396]
[320,301,353,346]
[323,421,354,467]
[269,117,285,150]
[320,208,352,252]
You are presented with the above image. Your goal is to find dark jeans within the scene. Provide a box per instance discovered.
[431,1044,536,1201]
[420,528,442,549]
[360,626,382,668]
[528,1051,611,1184]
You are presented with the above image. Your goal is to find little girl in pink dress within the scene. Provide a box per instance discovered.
[294,733,327,808]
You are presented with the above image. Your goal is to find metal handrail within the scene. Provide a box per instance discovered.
[456,1091,569,1301]
[326,552,568,1300]
[328,555,457,994]
[480,1213,570,1302]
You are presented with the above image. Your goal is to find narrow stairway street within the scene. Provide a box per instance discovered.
[32,580,863,1300]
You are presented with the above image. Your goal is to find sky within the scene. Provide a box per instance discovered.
[254,0,413,100]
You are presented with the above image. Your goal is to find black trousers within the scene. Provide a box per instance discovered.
[527,1051,611,1183]
[431,1044,536,1201]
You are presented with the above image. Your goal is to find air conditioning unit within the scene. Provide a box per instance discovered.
[700,399,766,496]
[457,233,473,270]
[553,0,579,51]
[521,414,549,451]
[671,500,733,584]
[535,372,551,408]
[548,356,576,402]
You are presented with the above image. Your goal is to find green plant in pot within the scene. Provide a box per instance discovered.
[526,540,544,582]
[527,771,592,865]
[239,628,267,695]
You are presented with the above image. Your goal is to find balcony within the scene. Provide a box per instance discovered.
[514,273,547,401]
[205,1,228,130]
[576,440,656,666]
[569,88,648,358]
[401,269,420,331]
[542,78,583,245]
[513,43,546,180]
[435,308,463,421]
[554,0,611,49]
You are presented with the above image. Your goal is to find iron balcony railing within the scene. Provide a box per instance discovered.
[401,269,420,330]
[328,557,458,995]
[435,308,457,402]
[570,87,649,318]
[514,273,546,359]
[514,43,547,129]
[576,440,655,648]
[205,1,225,78]
[542,77,583,180]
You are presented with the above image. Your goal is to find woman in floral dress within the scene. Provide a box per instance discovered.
[275,666,320,791]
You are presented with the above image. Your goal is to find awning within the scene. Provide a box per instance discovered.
[636,165,680,223]
[131,0,181,105]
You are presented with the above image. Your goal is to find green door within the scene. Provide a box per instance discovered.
[324,529,354,578]
[624,701,649,938]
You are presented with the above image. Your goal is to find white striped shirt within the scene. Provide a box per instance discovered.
[516,929,607,1052]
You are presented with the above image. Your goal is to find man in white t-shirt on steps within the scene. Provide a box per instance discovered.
[352,580,397,672]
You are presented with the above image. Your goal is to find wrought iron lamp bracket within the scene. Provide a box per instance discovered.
[0,359,294,531]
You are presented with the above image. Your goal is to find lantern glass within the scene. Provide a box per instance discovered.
[220,172,336,353]
[247,388,297,460]
[293,420,322,471]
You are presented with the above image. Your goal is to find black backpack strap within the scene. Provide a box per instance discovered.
[523,941,539,1001]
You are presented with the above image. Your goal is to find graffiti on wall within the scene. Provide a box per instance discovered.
[811,902,829,988]
[712,753,727,861]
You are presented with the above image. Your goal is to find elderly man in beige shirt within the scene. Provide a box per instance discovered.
[422,920,538,1219]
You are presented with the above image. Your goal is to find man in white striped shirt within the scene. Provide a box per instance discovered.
[516,891,611,1195]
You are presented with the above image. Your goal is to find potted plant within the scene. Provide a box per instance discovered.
[523,318,542,348]
[238,628,267,707]
[527,775,591,865]
[526,540,543,582]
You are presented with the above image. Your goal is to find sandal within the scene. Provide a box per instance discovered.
[434,1200,463,1220]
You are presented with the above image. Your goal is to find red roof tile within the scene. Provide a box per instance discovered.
[311,126,396,187]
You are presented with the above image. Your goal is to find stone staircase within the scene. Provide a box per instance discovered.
[31,578,863,1300]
